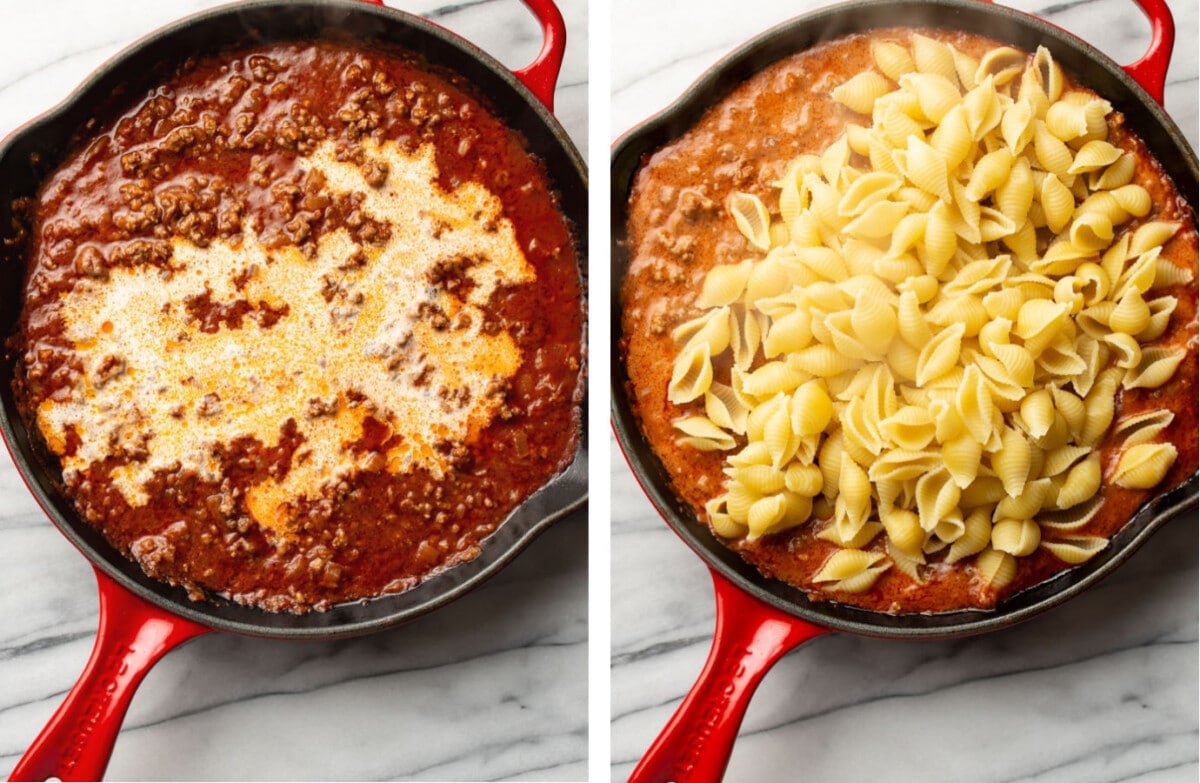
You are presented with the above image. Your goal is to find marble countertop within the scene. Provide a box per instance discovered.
[610,1,1198,781]
[0,1,588,781]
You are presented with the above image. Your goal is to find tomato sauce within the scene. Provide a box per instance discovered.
[11,41,583,612]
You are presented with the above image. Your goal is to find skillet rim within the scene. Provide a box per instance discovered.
[610,0,1199,639]
[0,0,588,640]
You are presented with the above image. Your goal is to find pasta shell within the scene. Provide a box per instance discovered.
[995,158,1035,223]
[991,517,1040,557]
[1108,288,1151,335]
[881,406,935,451]
[1033,121,1073,175]
[1000,98,1035,155]
[673,416,736,451]
[943,434,983,489]
[1090,152,1135,190]
[1032,46,1065,103]
[916,322,965,386]
[698,259,754,308]
[705,382,749,435]
[975,547,1017,589]
[946,508,992,564]
[929,104,973,169]
[900,72,962,124]
[837,171,903,217]
[746,494,788,540]
[975,46,1026,86]
[790,380,834,436]
[812,549,890,593]
[1109,184,1152,218]
[993,427,1032,496]
[1112,409,1174,446]
[912,33,960,83]
[1112,442,1177,489]
[1130,221,1181,256]
[831,70,892,116]
[1067,140,1122,174]
[964,147,1013,202]
[901,136,952,202]
[962,75,1003,138]
[791,344,862,377]
[1055,453,1101,509]
[667,344,714,404]
[785,463,824,497]
[1123,347,1186,390]
[956,365,996,444]
[872,39,916,81]
[882,509,925,556]
[728,191,772,251]
[1041,536,1107,565]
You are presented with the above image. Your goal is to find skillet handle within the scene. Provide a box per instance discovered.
[1122,0,1174,105]
[356,0,566,112]
[510,0,567,113]
[8,568,210,782]
[629,570,829,783]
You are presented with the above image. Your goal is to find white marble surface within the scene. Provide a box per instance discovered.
[0,1,587,781]
[611,1,1198,781]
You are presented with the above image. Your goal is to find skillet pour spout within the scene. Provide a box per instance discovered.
[1,0,586,780]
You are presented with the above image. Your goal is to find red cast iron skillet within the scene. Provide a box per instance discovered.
[0,0,587,779]
[610,0,1197,780]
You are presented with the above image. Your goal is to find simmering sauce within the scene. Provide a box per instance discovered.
[621,29,1197,613]
[11,41,583,612]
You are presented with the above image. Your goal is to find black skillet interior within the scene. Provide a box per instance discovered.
[611,0,1198,639]
[0,0,587,639]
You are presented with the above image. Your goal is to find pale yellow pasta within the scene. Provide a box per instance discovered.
[657,33,1192,606]
[975,46,1025,86]
[975,547,1017,589]
[698,260,753,308]
[992,426,1032,496]
[812,549,890,593]
[1054,453,1101,509]
[729,191,772,251]
[911,33,960,83]
[667,345,714,404]
[831,70,892,116]
[1112,443,1178,489]
[1033,121,1073,175]
[916,322,965,385]
[1090,152,1135,190]
[872,39,916,80]
[991,517,1040,557]
[1112,410,1173,446]
[790,380,834,436]
[705,382,749,434]
[1000,98,1035,155]
[900,72,961,124]
[1068,140,1122,174]
[674,416,736,451]
[929,105,974,168]
[1041,536,1107,565]
[1123,347,1186,390]
[1036,171,1075,232]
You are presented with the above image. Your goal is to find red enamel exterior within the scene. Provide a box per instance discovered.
[629,573,829,783]
[8,570,210,782]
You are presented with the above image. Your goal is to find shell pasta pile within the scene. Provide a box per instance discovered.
[666,35,1191,596]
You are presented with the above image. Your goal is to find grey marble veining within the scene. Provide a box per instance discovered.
[610,1,1198,781]
[0,1,587,780]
